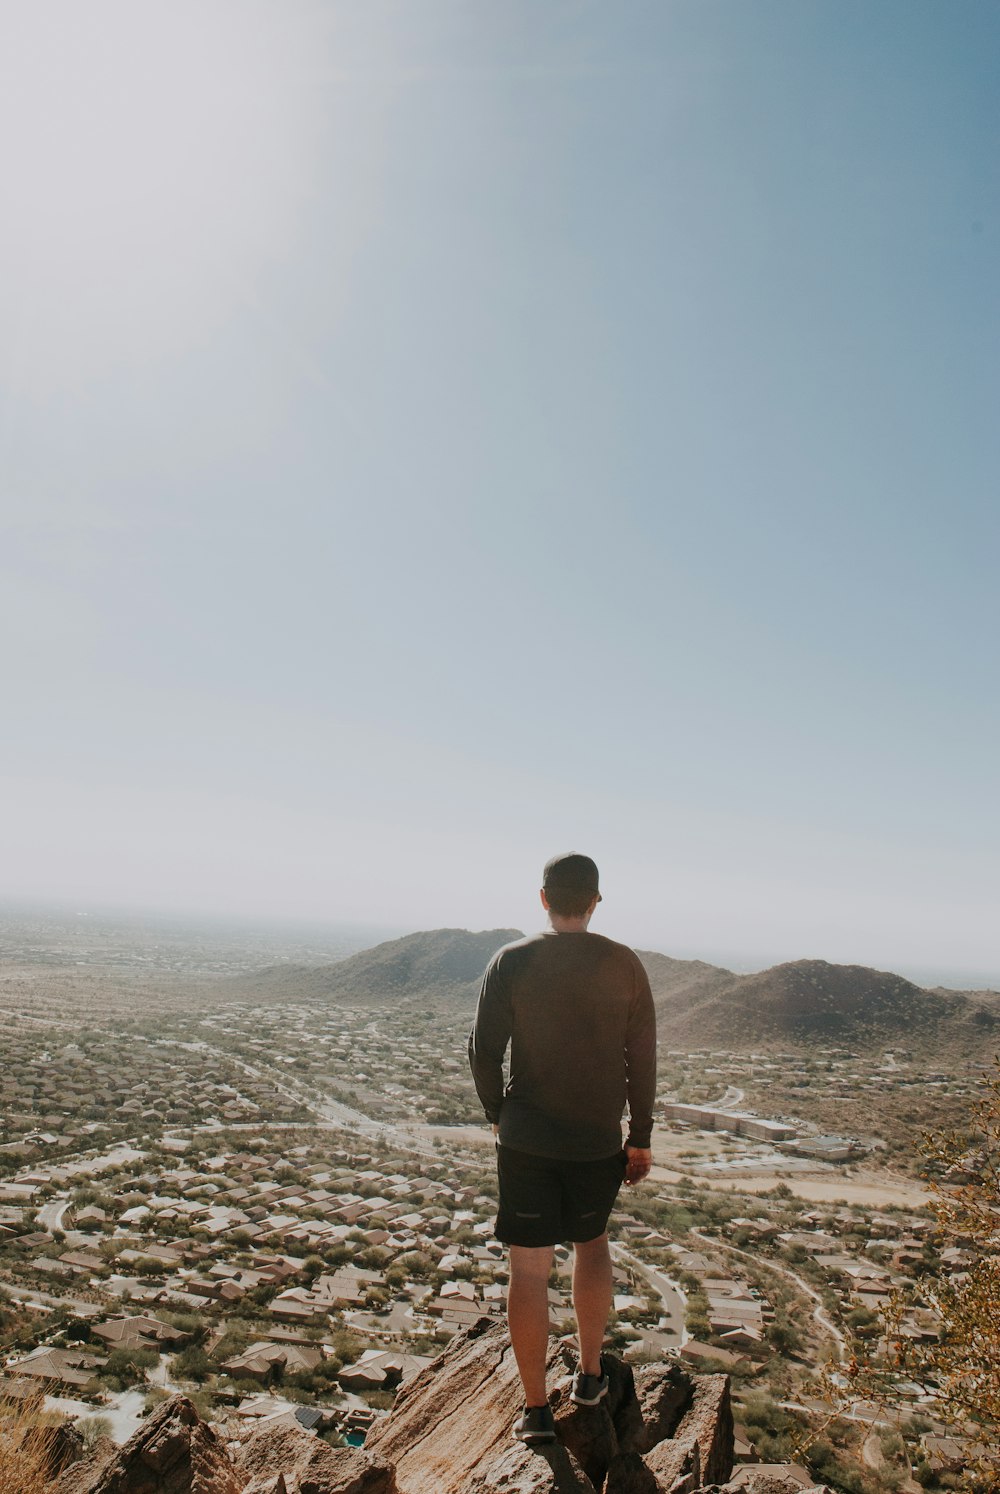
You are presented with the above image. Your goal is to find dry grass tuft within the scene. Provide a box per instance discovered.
[0,1391,60,1494]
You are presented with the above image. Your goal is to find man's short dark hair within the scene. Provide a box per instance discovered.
[544,886,597,918]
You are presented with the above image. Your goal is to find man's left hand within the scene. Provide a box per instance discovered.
[624,1146,652,1184]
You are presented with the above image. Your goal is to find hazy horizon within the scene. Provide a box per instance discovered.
[2,895,997,993]
[3,4,997,979]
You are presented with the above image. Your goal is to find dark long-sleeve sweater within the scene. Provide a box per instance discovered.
[468,930,657,1160]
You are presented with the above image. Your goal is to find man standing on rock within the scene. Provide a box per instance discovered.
[469,853,656,1445]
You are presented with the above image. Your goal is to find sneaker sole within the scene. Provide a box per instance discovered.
[570,1384,609,1407]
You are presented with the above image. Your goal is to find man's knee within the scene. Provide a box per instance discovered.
[509,1244,554,1280]
[573,1231,610,1258]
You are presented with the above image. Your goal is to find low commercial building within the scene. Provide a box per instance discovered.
[779,1136,866,1162]
[662,1105,797,1142]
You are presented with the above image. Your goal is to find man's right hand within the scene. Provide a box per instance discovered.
[624,1146,652,1185]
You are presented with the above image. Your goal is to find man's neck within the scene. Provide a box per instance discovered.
[546,914,593,935]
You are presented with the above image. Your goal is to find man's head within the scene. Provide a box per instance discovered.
[541,852,602,920]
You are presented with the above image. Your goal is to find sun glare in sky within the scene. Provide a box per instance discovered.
[1,3,325,391]
[1,3,997,978]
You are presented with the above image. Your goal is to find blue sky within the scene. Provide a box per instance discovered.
[2,2,997,979]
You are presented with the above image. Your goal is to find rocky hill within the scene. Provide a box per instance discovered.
[227,927,997,1056]
[228,927,523,1007]
[636,951,735,1006]
[646,956,998,1055]
[34,1317,823,1492]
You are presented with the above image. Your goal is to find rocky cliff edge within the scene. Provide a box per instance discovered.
[44,1317,828,1494]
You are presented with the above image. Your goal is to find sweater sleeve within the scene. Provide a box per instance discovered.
[468,954,512,1124]
[624,957,657,1148]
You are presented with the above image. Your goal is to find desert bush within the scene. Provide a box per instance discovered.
[841,1059,1000,1490]
[102,1345,159,1387]
[171,1344,212,1382]
[78,1415,113,1449]
[0,1395,55,1494]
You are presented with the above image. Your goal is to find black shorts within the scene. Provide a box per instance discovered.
[494,1144,627,1248]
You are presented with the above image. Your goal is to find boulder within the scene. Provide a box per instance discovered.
[549,1385,619,1488]
[51,1437,117,1494]
[674,1377,732,1485]
[298,1443,398,1494]
[44,1323,737,1494]
[603,1362,646,1457]
[50,1396,243,1494]
[364,1316,536,1494]
[631,1362,693,1452]
[597,1353,641,1432]
[43,1420,86,1476]
[364,1319,733,1494]
[236,1418,397,1494]
[603,1449,663,1492]
[644,1436,701,1492]
[466,1439,598,1492]
[550,1351,644,1471]
[237,1423,318,1482]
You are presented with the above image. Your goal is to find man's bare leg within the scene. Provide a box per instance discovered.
[507,1244,554,1405]
[572,1232,613,1375]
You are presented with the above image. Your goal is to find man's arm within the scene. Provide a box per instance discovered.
[468,955,512,1124]
[624,956,656,1178]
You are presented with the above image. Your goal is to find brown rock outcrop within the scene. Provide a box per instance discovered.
[679,1377,733,1485]
[46,1324,736,1494]
[630,1363,693,1453]
[51,1396,244,1494]
[364,1316,530,1493]
[644,1435,701,1492]
[466,1439,598,1492]
[603,1449,663,1492]
[236,1418,397,1494]
[43,1420,87,1476]
[550,1396,619,1488]
[365,1317,733,1494]
[236,1422,319,1482]
[52,1436,118,1494]
[241,1477,289,1494]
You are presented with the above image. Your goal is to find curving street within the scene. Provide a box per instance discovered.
[691,1227,845,1356]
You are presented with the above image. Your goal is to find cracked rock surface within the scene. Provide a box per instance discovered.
[365,1317,733,1494]
[43,1322,737,1494]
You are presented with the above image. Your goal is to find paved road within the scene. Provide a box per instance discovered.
[611,1243,687,1347]
[710,1087,746,1111]
[0,1008,69,1028]
[37,1198,71,1232]
[153,1035,442,1156]
[691,1228,846,1356]
[45,1387,153,1444]
[2,1282,103,1317]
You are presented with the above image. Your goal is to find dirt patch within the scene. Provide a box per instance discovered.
[649,1165,931,1209]
[410,1123,494,1147]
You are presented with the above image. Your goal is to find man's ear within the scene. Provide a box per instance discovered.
[539,888,550,911]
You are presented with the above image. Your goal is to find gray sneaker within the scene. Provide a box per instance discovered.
[570,1360,609,1406]
[513,1405,557,1443]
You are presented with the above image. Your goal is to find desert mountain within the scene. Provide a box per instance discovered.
[636,949,735,1004]
[229,929,997,1054]
[229,926,523,1006]
[648,956,999,1054]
